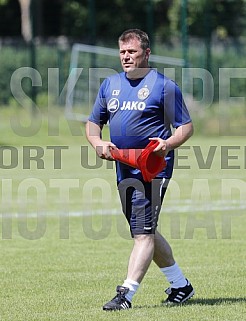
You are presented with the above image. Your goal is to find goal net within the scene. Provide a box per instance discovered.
[65,43,185,122]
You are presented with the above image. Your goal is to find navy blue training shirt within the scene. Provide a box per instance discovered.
[88,69,191,182]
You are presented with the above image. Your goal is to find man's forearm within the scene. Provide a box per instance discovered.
[85,120,103,149]
[86,120,116,160]
[166,122,193,151]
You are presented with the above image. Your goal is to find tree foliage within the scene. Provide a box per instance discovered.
[0,0,21,36]
[188,0,246,39]
[0,0,246,42]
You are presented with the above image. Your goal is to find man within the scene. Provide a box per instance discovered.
[86,29,194,310]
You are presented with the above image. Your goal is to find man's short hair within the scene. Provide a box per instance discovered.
[118,29,150,50]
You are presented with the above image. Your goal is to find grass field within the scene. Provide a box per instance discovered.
[0,107,246,321]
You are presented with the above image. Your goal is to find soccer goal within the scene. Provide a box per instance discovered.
[65,43,185,122]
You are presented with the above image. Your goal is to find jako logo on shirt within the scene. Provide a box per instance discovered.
[120,101,146,111]
[107,99,146,112]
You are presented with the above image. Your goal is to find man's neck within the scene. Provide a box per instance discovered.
[126,67,151,80]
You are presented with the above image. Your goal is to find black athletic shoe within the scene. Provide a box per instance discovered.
[103,286,132,311]
[164,279,195,304]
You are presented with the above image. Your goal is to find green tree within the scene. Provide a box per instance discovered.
[0,0,21,36]
[59,0,172,45]
[60,0,88,39]
[170,0,246,39]
[1,0,246,42]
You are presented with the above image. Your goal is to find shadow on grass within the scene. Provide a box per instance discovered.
[182,297,246,306]
[135,297,246,309]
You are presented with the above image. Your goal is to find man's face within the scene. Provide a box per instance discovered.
[119,37,150,78]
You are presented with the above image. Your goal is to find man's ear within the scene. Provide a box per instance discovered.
[145,48,151,59]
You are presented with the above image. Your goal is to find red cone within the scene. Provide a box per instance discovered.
[110,148,142,168]
[110,140,167,182]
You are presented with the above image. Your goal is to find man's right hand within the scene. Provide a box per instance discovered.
[95,141,117,160]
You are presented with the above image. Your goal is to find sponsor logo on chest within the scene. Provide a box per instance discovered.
[107,98,146,113]
[121,101,146,110]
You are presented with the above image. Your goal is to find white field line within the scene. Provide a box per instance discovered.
[1,200,246,218]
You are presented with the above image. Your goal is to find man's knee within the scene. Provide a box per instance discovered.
[133,234,155,244]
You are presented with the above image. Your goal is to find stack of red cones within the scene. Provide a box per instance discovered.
[110,140,167,182]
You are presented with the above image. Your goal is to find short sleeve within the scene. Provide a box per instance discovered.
[88,78,110,126]
[163,79,191,128]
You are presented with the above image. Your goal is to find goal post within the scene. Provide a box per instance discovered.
[65,43,185,122]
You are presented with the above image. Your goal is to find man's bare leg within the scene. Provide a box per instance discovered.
[126,234,155,283]
[153,230,189,293]
[153,230,175,268]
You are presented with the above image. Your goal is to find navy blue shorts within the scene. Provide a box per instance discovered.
[117,178,169,236]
